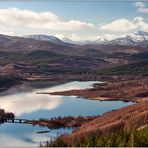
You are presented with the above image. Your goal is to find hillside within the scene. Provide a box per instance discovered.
[97,61,148,76]
[57,101,148,146]
[0,33,148,92]
[0,34,147,57]
[47,126,148,147]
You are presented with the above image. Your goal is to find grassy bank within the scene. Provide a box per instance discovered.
[45,126,148,147]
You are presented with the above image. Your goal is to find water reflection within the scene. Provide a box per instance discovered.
[0,123,72,146]
[37,81,101,93]
[0,81,98,116]
[0,133,35,146]
[0,81,133,146]
[0,93,63,116]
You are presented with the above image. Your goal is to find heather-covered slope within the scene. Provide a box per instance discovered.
[61,101,148,146]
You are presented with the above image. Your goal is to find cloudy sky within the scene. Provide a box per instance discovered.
[0,1,148,41]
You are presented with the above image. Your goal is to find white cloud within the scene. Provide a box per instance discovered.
[55,33,118,42]
[84,34,118,41]
[100,17,148,32]
[0,31,14,36]
[0,93,63,116]
[135,2,148,13]
[55,33,82,41]
[0,7,94,31]
[133,17,148,31]
[70,33,82,41]
[133,17,143,23]
[0,7,147,41]
[135,2,145,8]
[103,34,118,40]
[56,33,83,41]
[138,7,148,13]
[55,34,65,40]
[0,134,35,146]
[0,27,15,36]
[100,19,137,32]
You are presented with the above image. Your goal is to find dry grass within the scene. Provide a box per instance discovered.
[63,101,148,145]
[50,76,148,102]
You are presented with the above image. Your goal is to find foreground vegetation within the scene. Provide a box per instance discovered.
[39,101,148,147]
[44,126,148,147]
[0,109,15,124]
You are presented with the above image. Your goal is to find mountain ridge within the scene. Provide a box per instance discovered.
[22,31,148,47]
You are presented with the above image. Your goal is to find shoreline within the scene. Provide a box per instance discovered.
[25,116,98,129]
[61,100,148,145]
[1,75,148,139]
[39,76,148,103]
[0,77,71,96]
[0,73,106,94]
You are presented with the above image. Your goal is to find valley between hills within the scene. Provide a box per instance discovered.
[0,32,148,146]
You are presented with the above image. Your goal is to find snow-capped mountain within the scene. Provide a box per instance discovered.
[79,38,107,45]
[62,31,148,46]
[23,31,148,47]
[128,31,148,43]
[23,34,65,45]
[95,38,108,44]
[106,31,148,46]
[62,37,75,44]
[0,34,18,42]
[63,37,108,45]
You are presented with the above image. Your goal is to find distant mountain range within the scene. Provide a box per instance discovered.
[23,31,148,47]
[23,34,66,45]
[106,31,148,47]
[0,30,147,57]
[0,31,148,76]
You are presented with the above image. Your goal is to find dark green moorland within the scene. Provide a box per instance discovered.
[97,61,148,76]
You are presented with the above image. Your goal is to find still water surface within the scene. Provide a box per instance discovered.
[0,81,133,146]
